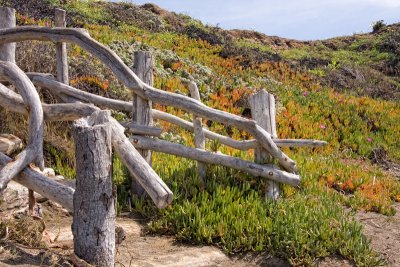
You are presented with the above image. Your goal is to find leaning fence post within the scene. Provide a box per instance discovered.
[0,7,16,63]
[55,8,69,85]
[189,81,206,186]
[131,51,153,197]
[72,116,115,267]
[249,89,280,200]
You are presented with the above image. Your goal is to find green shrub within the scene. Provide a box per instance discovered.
[372,20,386,33]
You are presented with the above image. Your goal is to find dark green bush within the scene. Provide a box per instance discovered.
[372,20,386,33]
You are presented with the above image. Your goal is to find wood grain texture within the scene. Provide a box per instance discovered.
[0,7,15,63]
[0,134,22,155]
[0,82,99,120]
[0,26,296,173]
[121,122,162,137]
[189,81,206,184]
[0,152,74,211]
[54,8,69,85]
[27,75,327,148]
[0,61,44,191]
[88,110,173,209]
[131,51,153,197]
[249,90,280,200]
[73,117,115,267]
[130,135,300,186]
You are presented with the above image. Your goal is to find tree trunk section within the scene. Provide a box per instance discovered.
[249,90,280,200]
[131,51,153,197]
[72,118,115,267]
[0,7,15,63]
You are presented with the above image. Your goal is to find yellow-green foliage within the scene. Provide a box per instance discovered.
[135,153,383,266]
[14,5,399,266]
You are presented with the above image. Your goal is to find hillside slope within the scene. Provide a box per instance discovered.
[0,0,399,266]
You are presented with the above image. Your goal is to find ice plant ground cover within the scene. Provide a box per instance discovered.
[1,0,399,266]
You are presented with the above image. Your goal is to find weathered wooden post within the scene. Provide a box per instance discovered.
[54,8,69,85]
[131,51,153,197]
[0,7,16,63]
[189,81,206,186]
[72,116,115,267]
[249,89,280,200]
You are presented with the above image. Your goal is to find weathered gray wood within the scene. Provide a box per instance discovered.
[0,134,22,155]
[121,122,162,137]
[189,81,206,185]
[0,82,99,121]
[131,51,153,197]
[54,8,69,85]
[31,74,132,110]
[130,135,300,186]
[88,110,173,209]
[0,26,297,173]
[249,90,280,200]
[0,7,15,63]
[0,152,74,211]
[0,61,44,191]
[152,110,327,148]
[27,75,327,149]
[73,116,115,267]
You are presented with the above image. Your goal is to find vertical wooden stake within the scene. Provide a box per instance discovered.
[55,8,69,85]
[189,81,206,187]
[72,117,115,267]
[0,7,16,63]
[249,89,280,200]
[131,51,153,197]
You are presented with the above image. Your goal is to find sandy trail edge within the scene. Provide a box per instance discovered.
[1,182,399,266]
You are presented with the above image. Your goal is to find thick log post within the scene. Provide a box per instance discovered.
[189,81,206,186]
[72,117,115,267]
[131,51,153,197]
[54,8,69,85]
[0,7,15,63]
[249,90,280,200]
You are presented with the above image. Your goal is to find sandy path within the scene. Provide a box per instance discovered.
[1,182,399,267]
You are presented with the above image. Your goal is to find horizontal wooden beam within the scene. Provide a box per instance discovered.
[130,135,300,186]
[120,122,162,137]
[0,152,74,211]
[0,82,99,121]
[0,27,297,173]
[26,75,327,149]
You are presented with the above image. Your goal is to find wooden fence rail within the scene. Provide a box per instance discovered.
[0,7,327,266]
[26,73,327,148]
[0,26,299,173]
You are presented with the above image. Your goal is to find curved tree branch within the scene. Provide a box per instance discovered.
[0,61,44,191]
[0,28,297,172]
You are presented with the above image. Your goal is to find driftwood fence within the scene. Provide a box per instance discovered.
[0,7,326,266]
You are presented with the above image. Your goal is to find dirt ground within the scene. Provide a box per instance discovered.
[1,182,399,267]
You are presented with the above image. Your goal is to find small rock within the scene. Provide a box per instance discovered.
[115,226,126,245]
